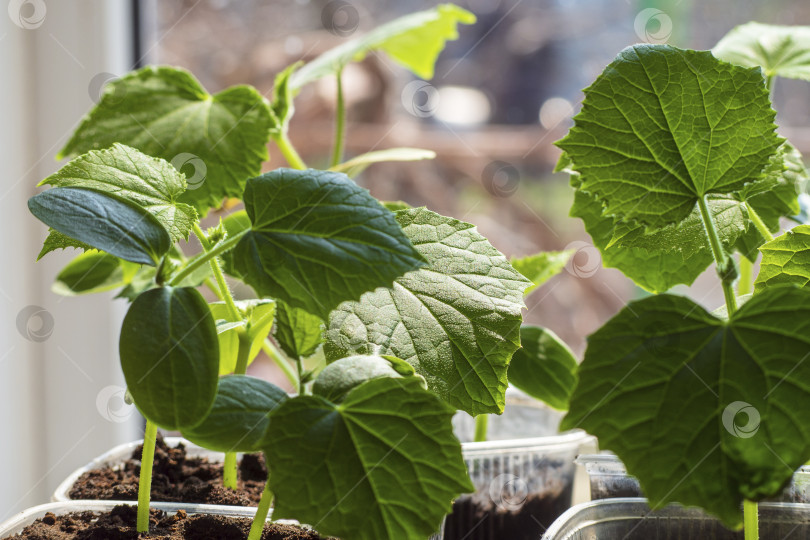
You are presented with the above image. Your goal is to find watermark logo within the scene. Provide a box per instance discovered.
[321,0,359,37]
[634,8,672,44]
[401,80,440,118]
[482,161,520,198]
[88,72,126,105]
[489,473,528,511]
[16,305,53,342]
[8,0,46,29]
[96,385,136,423]
[564,241,601,278]
[722,401,760,438]
[172,153,207,190]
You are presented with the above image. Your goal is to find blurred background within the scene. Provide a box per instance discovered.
[2,0,810,518]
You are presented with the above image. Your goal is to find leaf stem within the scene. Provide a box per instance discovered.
[137,420,158,533]
[262,339,299,388]
[248,475,274,540]
[272,132,307,170]
[222,451,238,491]
[697,196,737,315]
[169,229,248,287]
[744,499,759,540]
[234,328,252,375]
[329,69,346,168]
[193,223,241,322]
[474,414,489,442]
[738,256,753,296]
[746,204,775,242]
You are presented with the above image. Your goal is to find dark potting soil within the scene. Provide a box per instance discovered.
[1,504,331,540]
[442,483,573,540]
[68,435,266,506]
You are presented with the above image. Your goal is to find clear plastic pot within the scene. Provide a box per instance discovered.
[541,497,810,539]
[52,437,219,502]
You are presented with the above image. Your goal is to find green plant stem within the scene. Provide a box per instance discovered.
[744,499,759,540]
[192,223,241,322]
[474,415,489,442]
[248,476,274,540]
[329,69,346,168]
[169,229,248,286]
[272,132,307,170]
[738,256,753,296]
[234,329,252,375]
[262,339,299,388]
[137,420,158,533]
[746,204,775,242]
[222,451,238,491]
[295,356,305,395]
[698,196,737,315]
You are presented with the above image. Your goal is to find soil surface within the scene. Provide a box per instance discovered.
[68,435,266,506]
[2,504,332,540]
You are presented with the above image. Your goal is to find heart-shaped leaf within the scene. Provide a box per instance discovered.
[58,66,276,214]
[29,187,171,265]
[291,4,475,88]
[557,45,781,230]
[274,300,323,359]
[182,374,287,453]
[755,225,810,291]
[231,169,425,319]
[210,299,276,374]
[714,23,810,81]
[511,250,572,296]
[265,377,473,540]
[53,250,139,296]
[561,286,810,527]
[120,286,219,430]
[508,326,578,411]
[326,207,531,415]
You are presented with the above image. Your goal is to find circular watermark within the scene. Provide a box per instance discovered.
[489,473,528,512]
[8,0,46,29]
[321,0,359,37]
[171,153,207,190]
[88,72,125,105]
[564,241,602,278]
[634,8,672,44]
[401,80,440,118]
[16,305,53,342]
[96,385,136,423]
[482,160,520,198]
[722,401,760,439]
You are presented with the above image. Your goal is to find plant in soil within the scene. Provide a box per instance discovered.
[556,24,810,540]
[22,5,578,540]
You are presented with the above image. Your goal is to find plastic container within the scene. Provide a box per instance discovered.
[542,497,810,539]
[53,437,219,502]
[576,453,810,503]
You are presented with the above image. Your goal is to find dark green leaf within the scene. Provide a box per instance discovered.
[714,23,810,81]
[266,377,472,540]
[29,187,171,265]
[511,251,572,296]
[58,66,276,214]
[231,169,425,319]
[326,208,530,415]
[182,374,287,453]
[508,326,578,411]
[53,250,139,296]
[120,286,219,430]
[561,287,810,527]
[312,355,412,402]
[274,300,323,359]
[220,210,251,278]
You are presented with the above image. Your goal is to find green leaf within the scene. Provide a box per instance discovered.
[274,300,323,359]
[325,207,530,415]
[58,66,276,214]
[270,61,301,134]
[120,286,219,430]
[210,299,276,374]
[53,250,139,296]
[37,230,94,260]
[382,200,412,212]
[561,287,810,527]
[714,22,810,81]
[115,247,211,301]
[754,225,810,291]
[508,326,578,411]
[40,144,197,242]
[182,374,287,453]
[330,148,436,178]
[312,354,416,402]
[265,377,473,540]
[510,250,572,296]
[29,187,171,266]
[220,210,251,277]
[290,4,475,88]
[231,169,425,319]
[557,45,781,229]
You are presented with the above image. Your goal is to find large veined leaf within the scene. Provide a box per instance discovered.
[511,250,572,296]
[231,169,425,320]
[119,287,219,430]
[29,187,171,266]
[290,4,475,88]
[58,66,276,213]
[312,354,420,402]
[265,377,473,540]
[508,326,578,411]
[561,287,810,527]
[714,23,810,81]
[325,208,531,415]
[557,45,781,230]
[755,225,810,291]
[53,250,139,296]
[182,375,287,453]
[274,300,323,359]
[40,144,197,242]
[210,299,275,374]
